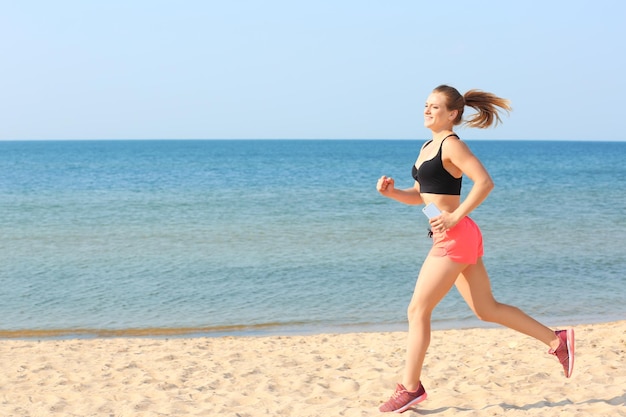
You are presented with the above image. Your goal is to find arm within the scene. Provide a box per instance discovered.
[376,175,424,205]
[445,140,494,223]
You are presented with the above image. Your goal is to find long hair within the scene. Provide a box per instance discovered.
[433,85,511,128]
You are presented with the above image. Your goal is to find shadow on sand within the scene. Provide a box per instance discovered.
[407,392,626,414]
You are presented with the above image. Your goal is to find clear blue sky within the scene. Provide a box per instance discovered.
[1,1,624,141]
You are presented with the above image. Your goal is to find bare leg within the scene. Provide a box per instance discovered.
[455,258,559,349]
[402,255,467,391]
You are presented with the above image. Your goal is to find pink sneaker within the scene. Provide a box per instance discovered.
[379,383,427,413]
[549,329,575,378]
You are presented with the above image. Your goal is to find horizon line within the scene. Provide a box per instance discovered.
[1,138,624,142]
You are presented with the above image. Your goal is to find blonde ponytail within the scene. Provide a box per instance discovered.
[463,89,511,128]
[433,85,511,129]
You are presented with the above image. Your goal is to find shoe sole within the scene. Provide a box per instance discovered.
[394,392,428,413]
[566,328,575,378]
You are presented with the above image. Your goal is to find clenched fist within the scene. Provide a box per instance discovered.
[376,175,395,195]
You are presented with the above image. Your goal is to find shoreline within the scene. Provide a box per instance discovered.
[2,320,625,416]
[0,313,617,341]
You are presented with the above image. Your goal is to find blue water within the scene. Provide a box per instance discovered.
[1,140,625,338]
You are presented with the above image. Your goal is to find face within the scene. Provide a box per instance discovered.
[424,92,457,131]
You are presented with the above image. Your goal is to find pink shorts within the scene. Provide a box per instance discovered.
[429,216,483,264]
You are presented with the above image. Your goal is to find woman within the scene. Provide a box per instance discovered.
[376,85,574,413]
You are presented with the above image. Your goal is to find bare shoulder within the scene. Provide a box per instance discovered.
[442,136,475,159]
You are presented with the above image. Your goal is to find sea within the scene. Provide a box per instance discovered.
[1,139,625,339]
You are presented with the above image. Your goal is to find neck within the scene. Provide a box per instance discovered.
[431,129,455,141]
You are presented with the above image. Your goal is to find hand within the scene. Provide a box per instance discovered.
[429,211,457,233]
[376,175,395,195]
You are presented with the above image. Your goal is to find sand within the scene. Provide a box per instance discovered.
[0,321,624,416]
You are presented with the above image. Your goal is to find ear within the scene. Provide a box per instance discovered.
[448,109,458,121]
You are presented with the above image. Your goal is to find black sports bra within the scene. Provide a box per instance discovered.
[411,134,462,195]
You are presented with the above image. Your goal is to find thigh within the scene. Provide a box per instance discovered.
[454,258,497,313]
[409,254,468,313]
[430,217,483,264]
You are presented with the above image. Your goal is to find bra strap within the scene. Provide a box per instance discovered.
[441,133,459,141]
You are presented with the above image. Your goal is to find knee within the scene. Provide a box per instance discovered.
[474,310,497,323]
[407,302,432,323]
[472,303,502,323]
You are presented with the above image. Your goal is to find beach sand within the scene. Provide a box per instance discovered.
[0,321,624,416]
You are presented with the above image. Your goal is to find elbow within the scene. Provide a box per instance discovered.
[482,177,494,193]
[487,177,495,191]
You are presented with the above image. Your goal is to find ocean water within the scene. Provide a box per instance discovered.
[1,140,625,338]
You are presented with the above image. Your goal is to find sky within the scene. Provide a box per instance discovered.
[1,1,625,141]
